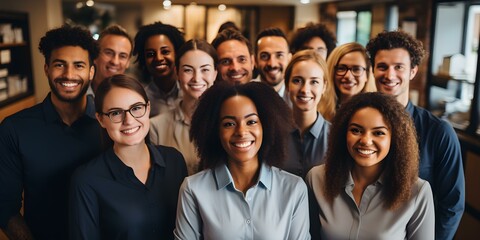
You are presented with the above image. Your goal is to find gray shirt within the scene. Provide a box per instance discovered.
[306,165,435,240]
[144,80,182,117]
[283,113,330,178]
[174,162,311,240]
[149,104,199,175]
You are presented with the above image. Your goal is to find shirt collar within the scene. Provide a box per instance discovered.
[345,169,385,188]
[405,100,414,116]
[42,92,97,123]
[146,79,181,100]
[174,101,190,125]
[309,112,327,138]
[214,161,272,190]
[108,143,166,181]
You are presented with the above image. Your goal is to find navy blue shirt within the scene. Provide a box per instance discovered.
[0,94,102,240]
[284,113,330,179]
[406,101,465,240]
[69,144,187,240]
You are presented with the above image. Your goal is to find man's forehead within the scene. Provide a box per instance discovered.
[218,40,249,53]
[375,49,411,62]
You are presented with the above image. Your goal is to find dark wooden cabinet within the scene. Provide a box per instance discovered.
[0,11,34,109]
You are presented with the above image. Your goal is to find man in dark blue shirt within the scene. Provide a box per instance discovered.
[0,25,101,240]
[367,30,465,240]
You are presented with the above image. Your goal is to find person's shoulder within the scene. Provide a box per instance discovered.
[273,166,307,188]
[413,105,456,133]
[411,177,433,202]
[2,102,43,123]
[149,110,175,129]
[182,168,215,190]
[154,144,183,158]
[305,164,326,186]
[71,152,108,183]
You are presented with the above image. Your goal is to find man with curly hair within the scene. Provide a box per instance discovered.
[133,22,185,117]
[366,30,465,240]
[0,25,102,240]
[290,22,337,60]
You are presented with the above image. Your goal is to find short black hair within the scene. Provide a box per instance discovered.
[190,82,293,170]
[290,22,337,56]
[218,21,240,33]
[255,27,289,54]
[38,24,98,65]
[133,22,185,70]
[211,28,253,55]
[366,30,426,68]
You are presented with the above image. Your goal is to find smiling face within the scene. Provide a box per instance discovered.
[144,34,176,80]
[177,50,217,100]
[347,107,391,170]
[45,46,94,103]
[94,35,131,87]
[96,87,150,148]
[373,48,418,106]
[334,51,368,101]
[288,60,326,114]
[256,36,291,88]
[219,95,263,165]
[217,40,255,84]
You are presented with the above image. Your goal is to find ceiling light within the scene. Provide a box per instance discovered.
[300,0,310,4]
[86,0,95,7]
[218,4,226,11]
[163,0,172,9]
[76,2,84,8]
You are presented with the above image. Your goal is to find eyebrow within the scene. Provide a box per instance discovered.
[182,64,212,68]
[106,102,145,112]
[349,122,389,130]
[220,113,258,121]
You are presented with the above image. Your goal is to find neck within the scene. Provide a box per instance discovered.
[339,94,350,105]
[91,75,104,93]
[180,96,197,122]
[114,142,151,184]
[154,74,176,93]
[227,158,260,194]
[293,108,317,137]
[351,163,383,187]
[272,80,284,93]
[50,94,87,126]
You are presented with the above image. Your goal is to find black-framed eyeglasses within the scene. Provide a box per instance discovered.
[335,65,366,77]
[101,103,148,123]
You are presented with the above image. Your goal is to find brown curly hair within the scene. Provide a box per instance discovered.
[190,81,293,170]
[323,92,419,210]
[366,30,426,68]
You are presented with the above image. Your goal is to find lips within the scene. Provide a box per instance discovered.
[121,126,140,135]
[55,78,82,91]
[296,95,314,103]
[188,83,207,91]
[231,140,254,149]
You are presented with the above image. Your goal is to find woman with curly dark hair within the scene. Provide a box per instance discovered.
[306,92,434,240]
[174,82,310,239]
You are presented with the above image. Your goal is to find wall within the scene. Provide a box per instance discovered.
[0,0,63,104]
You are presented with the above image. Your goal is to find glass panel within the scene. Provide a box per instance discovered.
[356,11,371,46]
[336,11,357,45]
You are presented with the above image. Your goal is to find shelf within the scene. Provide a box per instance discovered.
[0,42,27,48]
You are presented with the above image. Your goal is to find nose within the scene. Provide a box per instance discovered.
[267,56,277,67]
[110,54,120,65]
[385,66,395,80]
[235,122,247,137]
[359,133,372,145]
[155,51,164,61]
[229,60,240,72]
[194,69,202,82]
[122,110,136,124]
[63,65,75,79]
[300,82,310,93]
[344,69,354,79]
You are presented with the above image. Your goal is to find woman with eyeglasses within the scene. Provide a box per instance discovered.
[322,42,376,120]
[69,74,187,240]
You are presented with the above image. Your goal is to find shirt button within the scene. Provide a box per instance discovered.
[246,219,251,224]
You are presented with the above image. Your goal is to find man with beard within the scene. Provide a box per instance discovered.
[255,27,292,104]
[211,28,255,84]
[366,30,465,240]
[0,25,102,240]
[133,22,185,117]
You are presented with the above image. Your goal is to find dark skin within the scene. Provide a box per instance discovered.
[3,214,34,240]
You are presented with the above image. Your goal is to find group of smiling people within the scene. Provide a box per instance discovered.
[0,20,464,240]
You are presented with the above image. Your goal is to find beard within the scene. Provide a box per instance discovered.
[49,77,90,103]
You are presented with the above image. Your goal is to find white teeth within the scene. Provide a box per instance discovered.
[121,126,140,134]
[358,149,375,155]
[189,84,206,90]
[61,82,79,87]
[233,141,253,148]
[384,81,398,87]
[230,74,243,79]
[298,96,312,102]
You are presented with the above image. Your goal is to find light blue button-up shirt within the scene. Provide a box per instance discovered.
[174,162,311,240]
